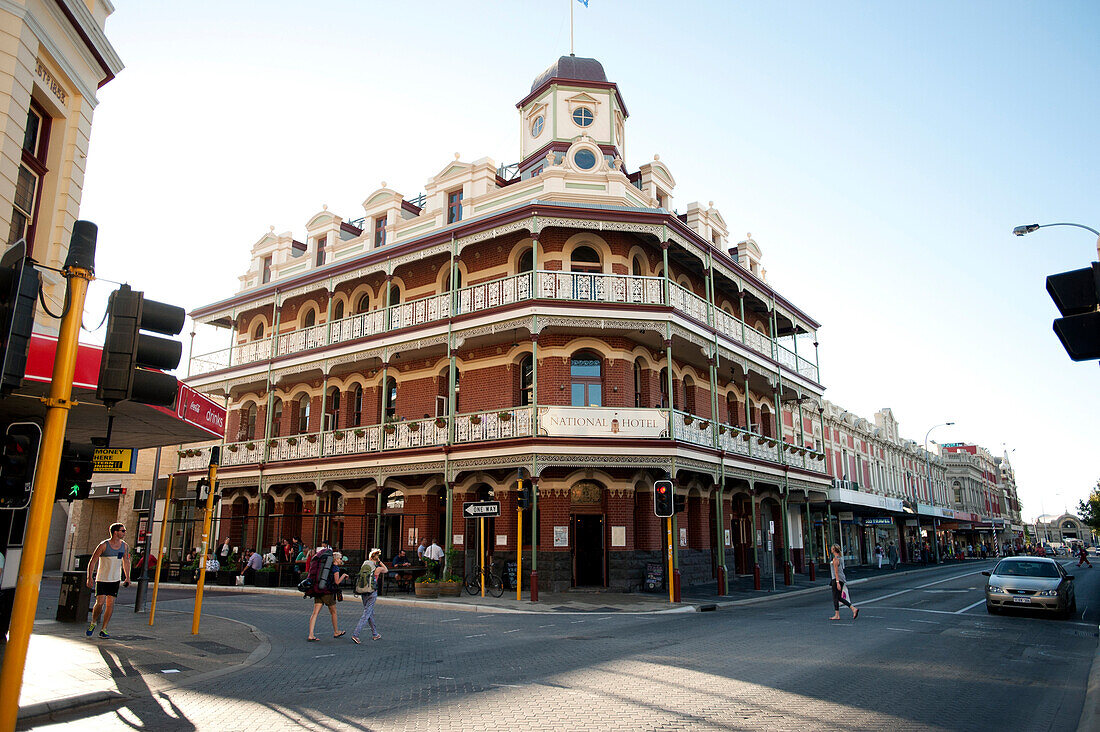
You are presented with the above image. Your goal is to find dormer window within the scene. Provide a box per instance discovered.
[374,216,386,247]
[447,189,463,224]
[572,107,594,128]
[315,236,326,267]
[531,115,544,137]
[261,256,272,284]
[655,189,668,209]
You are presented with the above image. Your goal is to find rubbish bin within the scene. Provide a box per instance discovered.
[74,553,92,572]
[56,571,91,623]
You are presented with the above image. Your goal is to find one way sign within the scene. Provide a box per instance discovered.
[463,501,501,517]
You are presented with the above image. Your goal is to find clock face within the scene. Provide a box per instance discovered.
[531,115,544,138]
[572,107,594,128]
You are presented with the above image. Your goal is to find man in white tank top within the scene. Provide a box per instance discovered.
[85,522,130,639]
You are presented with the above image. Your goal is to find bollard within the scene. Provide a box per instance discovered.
[808,561,816,582]
[753,563,761,591]
[784,562,792,586]
[529,570,538,602]
[716,564,726,596]
[672,569,681,603]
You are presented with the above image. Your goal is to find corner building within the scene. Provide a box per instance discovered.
[183,57,830,593]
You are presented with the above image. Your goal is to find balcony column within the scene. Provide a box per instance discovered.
[529,475,539,602]
[380,360,390,424]
[663,333,675,434]
[447,348,457,442]
[813,331,821,381]
[792,327,801,370]
[262,382,277,464]
[271,291,282,357]
[796,394,806,447]
[704,249,714,328]
[660,241,670,306]
[227,314,237,369]
[804,496,816,580]
[319,374,328,451]
[773,382,784,463]
[749,478,760,590]
[714,467,726,595]
[530,330,539,435]
[738,291,746,343]
[450,234,458,315]
[768,298,778,360]
[383,272,394,330]
[325,281,335,344]
[255,481,268,555]
[374,487,384,549]
[743,372,753,453]
[780,476,792,585]
[445,480,454,565]
[531,235,539,299]
[707,355,718,449]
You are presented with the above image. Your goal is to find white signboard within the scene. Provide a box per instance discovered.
[538,407,668,438]
[768,521,775,534]
[496,534,507,546]
[611,526,626,547]
[679,528,688,547]
[724,529,731,546]
[554,526,569,547]
[453,534,464,546]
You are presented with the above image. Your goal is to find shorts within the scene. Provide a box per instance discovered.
[95,581,121,598]
[313,593,336,607]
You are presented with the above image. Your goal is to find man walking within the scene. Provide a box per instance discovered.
[887,541,899,570]
[424,537,444,578]
[1077,545,1093,569]
[306,541,346,641]
[85,523,130,639]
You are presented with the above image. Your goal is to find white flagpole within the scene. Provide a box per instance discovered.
[570,0,574,55]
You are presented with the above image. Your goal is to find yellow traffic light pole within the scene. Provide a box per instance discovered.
[191,449,220,634]
[0,250,93,732]
[667,517,674,604]
[516,478,523,602]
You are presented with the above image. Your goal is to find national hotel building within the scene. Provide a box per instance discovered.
[182,56,917,591]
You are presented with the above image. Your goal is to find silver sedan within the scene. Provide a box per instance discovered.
[984,557,1076,618]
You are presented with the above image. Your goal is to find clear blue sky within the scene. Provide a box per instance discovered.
[79,1,1100,521]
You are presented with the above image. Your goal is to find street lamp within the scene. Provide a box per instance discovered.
[924,421,954,564]
[1013,221,1100,259]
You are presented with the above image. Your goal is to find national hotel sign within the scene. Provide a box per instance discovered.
[35,58,68,106]
[538,407,669,439]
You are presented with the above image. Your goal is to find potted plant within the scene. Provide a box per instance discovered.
[756,436,768,445]
[498,411,512,421]
[305,434,317,443]
[408,421,420,432]
[217,567,237,586]
[245,442,256,450]
[683,415,694,425]
[718,426,728,435]
[354,428,365,438]
[435,417,447,428]
[414,559,440,598]
[256,566,279,587]
[383,423,397,435]
[438,549,463,596]
[697,420,709,430]
[469,415,482,426]
[287,436,298,446]
[268,439,278,447]
[180,561,198,583]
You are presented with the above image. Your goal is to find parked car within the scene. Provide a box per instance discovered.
[984,557,1076,618]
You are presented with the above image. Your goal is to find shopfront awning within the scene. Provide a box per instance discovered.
[825,487,904,513]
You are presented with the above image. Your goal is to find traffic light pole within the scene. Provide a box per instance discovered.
[148,473,176,626]
[0,225,95,732]
[134,446,162,613]
[191,447,220,635]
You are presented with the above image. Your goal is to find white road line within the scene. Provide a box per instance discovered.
[538,624,555,628]
[465,633,486,638]
[490,683,523,688]
[570,620,586,624]
[877,606,958,615]
[922,589,969,593]
[857,589,913,605]
[887,627,914,632]
[911,619,940,624]
[502,629,520,634]
[438,676,454,680]
[441,618,460,622]
[954,599,987,614]
[915,570,988,589]
[313,654,335,658]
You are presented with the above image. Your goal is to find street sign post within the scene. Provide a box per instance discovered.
[462,501,500,518]
[92,447,137,474]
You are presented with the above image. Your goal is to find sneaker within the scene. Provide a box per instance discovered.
[98,630,110,639]
[86,622,96,637]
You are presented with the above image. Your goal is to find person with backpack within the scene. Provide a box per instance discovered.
[352,548,387,643]
[306,542,346,641]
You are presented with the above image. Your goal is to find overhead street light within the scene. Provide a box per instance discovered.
[924,421,954,564]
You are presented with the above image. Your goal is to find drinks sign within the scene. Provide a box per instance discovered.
[538,407,668,438]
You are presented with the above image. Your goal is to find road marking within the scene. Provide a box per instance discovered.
[916,570,987,589]
[571,620,586,624]
[441,618,460,622]
[490,683,523,688]
[502,629,520,634]
[887,627,914,632]
[538,624,555,628]
[955,599,987,614]
[922,589,969,594]
[858,589,913,605]
[465,633,486,638]
[911,619,940,624]
[438,676,454,680]
[313,654,335,658]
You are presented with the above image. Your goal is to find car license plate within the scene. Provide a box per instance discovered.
[1012,597,1032,604]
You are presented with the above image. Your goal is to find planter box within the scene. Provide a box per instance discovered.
[414,582,439,598]
[280,567,303,587]
[217,570,237,586]
[256,571,279,587]
[438,580,462,597]
[179,569,196,584]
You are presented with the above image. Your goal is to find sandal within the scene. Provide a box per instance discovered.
[853,608,860,621]
[351,636,360,645]
[334,631,346,638]
[372,634,382,641]
[307,637,319,642]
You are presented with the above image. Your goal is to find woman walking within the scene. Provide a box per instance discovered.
[352,548,387,643]
[829,544,859,621]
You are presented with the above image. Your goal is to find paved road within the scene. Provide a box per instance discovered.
[30,559,1100,731]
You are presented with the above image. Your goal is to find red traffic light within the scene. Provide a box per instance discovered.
[654,479,674,518]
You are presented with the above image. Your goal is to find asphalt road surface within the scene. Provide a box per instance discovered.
[32,559,1100,731]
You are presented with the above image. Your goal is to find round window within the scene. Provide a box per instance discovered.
[572,107,594,127]
[573,149,597,170]
[531,115,544,138]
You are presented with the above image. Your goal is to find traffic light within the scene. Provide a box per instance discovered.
[654,479,674,518]
[1,422,42,507]
[56,443,93,502]
[195,478,219,508]
[517,479,533,509]
[1046,263,1100,361]
[97,284,185,407]
[0,240,40,394]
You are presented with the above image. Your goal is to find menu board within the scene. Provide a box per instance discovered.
[505,560,518,590]
[644,562,663,592]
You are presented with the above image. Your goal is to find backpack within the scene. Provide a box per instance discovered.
[355,560,378,595]
[309,550,335,593]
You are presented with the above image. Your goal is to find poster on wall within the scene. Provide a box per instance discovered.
[611,526,626,547]
[553,526,568,547]
[679,528,687,547]
[724,529,731,546]
[408,528,418,546]
[453,534,463,546]
[496,534,507,546]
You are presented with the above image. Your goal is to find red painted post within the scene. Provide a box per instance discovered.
[808,560,816,582]
[673,569,681,602]
[529,570,538,602]
[784,562,792,586]
[753,563,761,590]
[716,564,726,596]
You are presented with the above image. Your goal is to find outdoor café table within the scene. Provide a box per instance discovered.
[383,565,427,594]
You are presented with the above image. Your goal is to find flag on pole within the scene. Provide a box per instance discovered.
[577,0,589,6]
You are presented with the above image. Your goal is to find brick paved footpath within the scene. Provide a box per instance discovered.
[7,558,1096,731]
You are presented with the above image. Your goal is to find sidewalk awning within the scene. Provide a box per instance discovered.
[1,332,225,449]
[822,486,904,513]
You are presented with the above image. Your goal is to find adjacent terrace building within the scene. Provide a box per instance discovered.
[180,56,832,593]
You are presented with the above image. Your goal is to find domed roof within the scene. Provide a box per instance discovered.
[530,55,608,92]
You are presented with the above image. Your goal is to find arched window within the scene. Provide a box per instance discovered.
[352,385,363,427]
[240,403,257,441]
[253,322,265,340]
[326,387,341,430]
[633,359,643,408]
[438,366,459,413]
[356,294,370,314]
[570,352,602,407]
[383,376,397,420]
[332,301,344,321]
[632,256,645,277]
[302,308,316,328]
[271,398,283,438]
[297,394,311,434]
[442,268,463,292]
[570,245,601,273]
[727,394,742,428]
[760,404,773,438]
[385,283,400,307]
[519,355,533,406]
[518,248,534,273]
[659,368,669,408]
[683,375,696,415]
